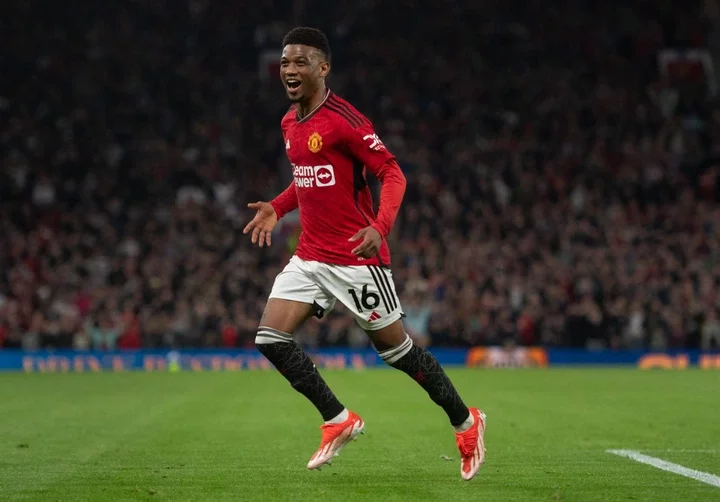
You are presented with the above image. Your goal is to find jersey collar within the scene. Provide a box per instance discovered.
[296,89,331,123]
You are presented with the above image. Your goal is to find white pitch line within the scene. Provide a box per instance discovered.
[607,449,720,488]
[643,450,719,454]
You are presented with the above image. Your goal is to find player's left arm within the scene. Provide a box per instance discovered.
[345,122,407,258]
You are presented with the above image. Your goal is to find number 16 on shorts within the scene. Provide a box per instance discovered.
[268,257,404,331]
[344,266,402,330]
[348,285,380,313]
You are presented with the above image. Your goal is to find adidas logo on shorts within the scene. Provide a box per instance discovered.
[368,311,382,322]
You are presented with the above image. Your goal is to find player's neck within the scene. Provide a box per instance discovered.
[297,86,328,120]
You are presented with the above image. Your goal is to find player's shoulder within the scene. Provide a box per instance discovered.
[323,92,370,130]
[281,104,298,128]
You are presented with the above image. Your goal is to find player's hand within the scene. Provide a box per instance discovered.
[349,226,382,260]
[243,202,278,248]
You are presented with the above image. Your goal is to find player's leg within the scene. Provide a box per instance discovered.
[318,263,472,425]
[364,318,486,480]
[364,318,471,428]
[256,297,347,422]
[320,263,486,480]
[256,257,364,470]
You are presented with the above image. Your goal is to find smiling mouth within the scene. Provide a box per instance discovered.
[286,80,301,90]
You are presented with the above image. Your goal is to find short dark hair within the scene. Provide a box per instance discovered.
[282,27,331,62]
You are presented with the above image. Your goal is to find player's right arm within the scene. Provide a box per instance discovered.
[243,182,298,247]
[269,181,298,220]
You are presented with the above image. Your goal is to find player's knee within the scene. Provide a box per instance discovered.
[376,333,414,365]
[255,326,294,349]
[364,318,407,349]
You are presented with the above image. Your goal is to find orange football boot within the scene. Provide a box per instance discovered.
[455,408,487,480]
[307,411,365,470]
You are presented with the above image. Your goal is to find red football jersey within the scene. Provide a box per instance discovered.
[270,90,406,267]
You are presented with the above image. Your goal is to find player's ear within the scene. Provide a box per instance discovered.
[319,61,330,78]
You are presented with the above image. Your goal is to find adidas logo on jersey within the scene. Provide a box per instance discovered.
[368,311,382,322]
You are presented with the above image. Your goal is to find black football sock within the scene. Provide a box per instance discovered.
[379,336,470,427]
[256,327,345,421]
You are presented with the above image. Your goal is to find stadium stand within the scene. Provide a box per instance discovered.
[1,0,720,351]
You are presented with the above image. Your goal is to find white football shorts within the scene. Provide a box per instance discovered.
[269,255,404,330]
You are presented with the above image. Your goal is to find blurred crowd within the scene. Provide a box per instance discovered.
[2,0,720,351]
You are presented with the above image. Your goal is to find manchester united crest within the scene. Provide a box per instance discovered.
[308,132,323,153]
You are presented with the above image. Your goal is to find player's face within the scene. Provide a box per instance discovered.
[280,45,329,102]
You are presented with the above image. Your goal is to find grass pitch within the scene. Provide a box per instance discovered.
[1,368,719,501]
